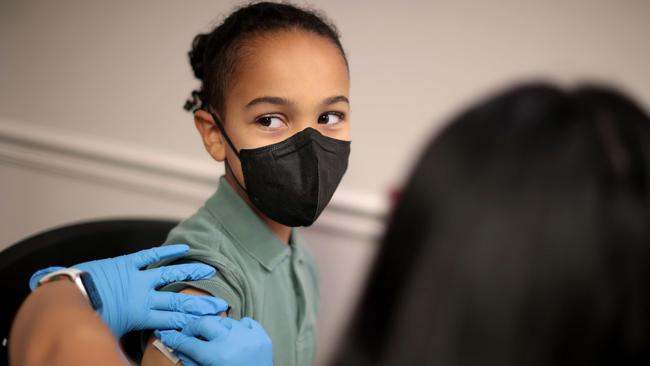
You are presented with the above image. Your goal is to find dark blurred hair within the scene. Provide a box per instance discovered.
[183,1,347,115]
[335,83,650,366]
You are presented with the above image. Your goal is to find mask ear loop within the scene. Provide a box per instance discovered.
[207,106,240,159]
[205,106,249,193]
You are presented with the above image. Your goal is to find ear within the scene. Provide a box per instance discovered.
[194,110,227,162]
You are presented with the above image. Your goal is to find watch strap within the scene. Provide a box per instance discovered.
[38,268,103,311]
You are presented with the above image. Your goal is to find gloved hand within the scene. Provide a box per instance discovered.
[156,316,273,366]
[29,244,228,338]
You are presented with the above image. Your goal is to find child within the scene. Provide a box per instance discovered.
[141,2,351,366]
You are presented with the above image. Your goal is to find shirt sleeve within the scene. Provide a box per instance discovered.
[150,213,248,318]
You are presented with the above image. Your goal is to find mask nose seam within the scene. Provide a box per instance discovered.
[313,142,324,224]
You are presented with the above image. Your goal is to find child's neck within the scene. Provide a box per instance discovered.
[225,173,292,245]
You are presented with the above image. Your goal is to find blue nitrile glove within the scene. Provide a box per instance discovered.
[29,244,228,338]
[156,316,273,366]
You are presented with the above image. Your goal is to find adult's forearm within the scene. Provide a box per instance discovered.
[9,280,128,366]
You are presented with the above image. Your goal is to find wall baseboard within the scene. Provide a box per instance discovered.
[0,119,386,239]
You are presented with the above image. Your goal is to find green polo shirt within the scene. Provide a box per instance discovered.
[151,176,319,366]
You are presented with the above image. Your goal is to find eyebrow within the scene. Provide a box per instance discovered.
[245,95,350,109]
[322,95,350,106]
[245,96,292,108]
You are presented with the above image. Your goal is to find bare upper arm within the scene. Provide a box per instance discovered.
[141,288,226,366]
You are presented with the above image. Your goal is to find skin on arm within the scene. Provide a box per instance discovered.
[10,280,129,366]
[141,288,226,366]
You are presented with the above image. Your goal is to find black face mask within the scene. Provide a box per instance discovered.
[209,110,351,227]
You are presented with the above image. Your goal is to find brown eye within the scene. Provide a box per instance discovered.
[318,112,344,125]
[256,116,285,128]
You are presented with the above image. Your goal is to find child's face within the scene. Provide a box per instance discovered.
[224,30,350,145]
[197,29,351,191]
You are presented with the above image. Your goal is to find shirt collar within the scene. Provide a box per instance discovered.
[205,176,291,271]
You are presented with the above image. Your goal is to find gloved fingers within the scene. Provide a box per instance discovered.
[239,317,269,335]
[131,244,190,269]
[150,263,216,287]
[147,310,200,330]
[222,318,255,335]
[181,316,230,341]
[242,318,272,342]
[176,353,200,366]
[221,318,267,339]
[156,330,205,362]
[150,291,228,315]
[239,317,255,329]
[215,316,235,330]
[29,266,65,290]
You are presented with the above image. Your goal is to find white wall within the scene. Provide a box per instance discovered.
[4,0,649,198]
[2,0,650,364]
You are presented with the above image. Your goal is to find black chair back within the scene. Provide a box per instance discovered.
[0,219,178,365]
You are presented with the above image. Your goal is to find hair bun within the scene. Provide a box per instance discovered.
[188,33,209,80]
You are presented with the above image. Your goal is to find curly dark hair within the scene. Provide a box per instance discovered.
[183,1,347,115]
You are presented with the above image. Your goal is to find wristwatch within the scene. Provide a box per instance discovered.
[38,268,103,311]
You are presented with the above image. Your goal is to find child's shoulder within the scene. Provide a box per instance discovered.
[164,206,230,252]
[161,208,255,317]
[162,207,252,280]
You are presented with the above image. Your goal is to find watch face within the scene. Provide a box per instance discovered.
[80,272,103,311]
